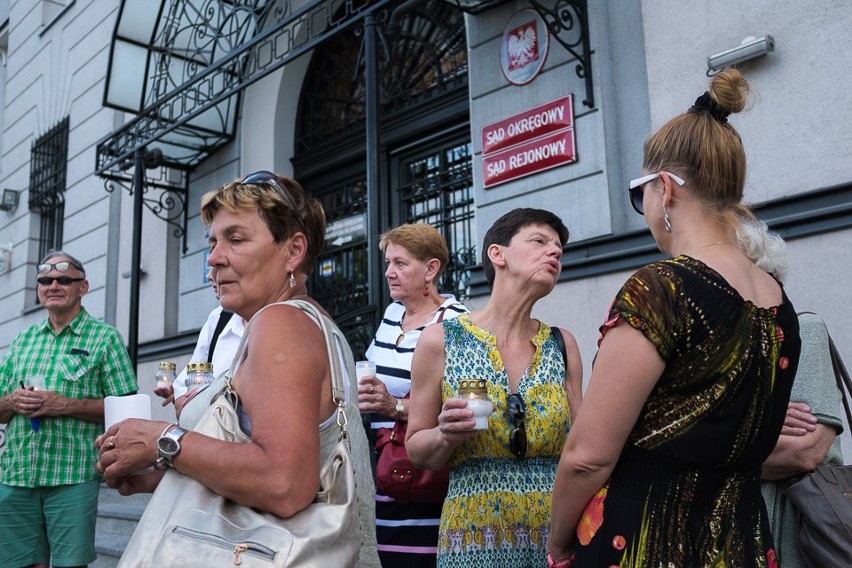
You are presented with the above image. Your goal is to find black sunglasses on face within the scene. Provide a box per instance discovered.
[37,276,85,286]
[37,260,84,274]
[241,170,299,213]
[507,393,527,459]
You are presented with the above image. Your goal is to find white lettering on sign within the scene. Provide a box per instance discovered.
[481,95,574,156]
[482,128,576,188]
[507,138,567,169]
[506,106,565,138]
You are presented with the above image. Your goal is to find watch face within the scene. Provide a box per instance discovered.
[158,437,179,456]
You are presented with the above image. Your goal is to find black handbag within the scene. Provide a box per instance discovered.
[783,324,852,568]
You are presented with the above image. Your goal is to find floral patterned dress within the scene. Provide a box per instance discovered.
[572,257,800,568]
[438,314,571,568]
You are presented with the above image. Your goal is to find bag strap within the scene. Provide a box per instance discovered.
[225,300,350,439]
[828,333,852,432]
[207,310,234,363]
[550,325,567,369]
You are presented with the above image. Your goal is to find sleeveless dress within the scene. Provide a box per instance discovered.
[438,314,571,568]
[572,257,801,568]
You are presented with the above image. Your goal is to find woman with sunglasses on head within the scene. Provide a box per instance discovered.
[94,171,379,566]
[548,70,801,568]
[406,208,583,568]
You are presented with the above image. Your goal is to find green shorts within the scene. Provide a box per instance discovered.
[0,480,100,567]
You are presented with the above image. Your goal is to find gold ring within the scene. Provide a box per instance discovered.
[369,385,375,393]
[104,438,115,451]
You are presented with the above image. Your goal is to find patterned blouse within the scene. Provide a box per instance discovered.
[438,313,571,568]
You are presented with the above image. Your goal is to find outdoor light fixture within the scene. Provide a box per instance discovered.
[707,35,775,73]
[0,188,19,211]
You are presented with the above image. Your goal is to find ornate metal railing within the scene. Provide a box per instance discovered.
[96,0,394,175]
[529,0,594,108]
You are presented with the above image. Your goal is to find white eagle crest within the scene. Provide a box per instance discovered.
[508,25,537,67]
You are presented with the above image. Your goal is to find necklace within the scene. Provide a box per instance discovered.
[685,241,737,257]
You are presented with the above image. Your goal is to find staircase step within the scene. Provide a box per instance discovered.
[96,501,146,537]
[95,484,149,567]
[94,531,130,568]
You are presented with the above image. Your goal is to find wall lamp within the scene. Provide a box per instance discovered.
[0,188,19,211]
[707,35,775,74]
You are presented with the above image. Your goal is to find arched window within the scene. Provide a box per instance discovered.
[294,0,474,358]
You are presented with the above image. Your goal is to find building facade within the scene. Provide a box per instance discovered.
[1,0,850,460]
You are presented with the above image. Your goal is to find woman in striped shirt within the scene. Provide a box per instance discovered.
[359,223,468,568]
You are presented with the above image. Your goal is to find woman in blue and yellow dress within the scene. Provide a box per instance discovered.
[407,208,584,568]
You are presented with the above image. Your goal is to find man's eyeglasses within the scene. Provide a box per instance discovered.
[507,393,527,459]
[242,170,299,213]
[627,171,685,215]
[37,260,84,274]
[37,276,85,286]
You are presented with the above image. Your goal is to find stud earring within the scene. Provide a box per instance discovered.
[289,271,296,288]
[664,208,672,233]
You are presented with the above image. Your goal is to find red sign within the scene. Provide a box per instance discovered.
[483,128,576,188]
[482,96,573,155]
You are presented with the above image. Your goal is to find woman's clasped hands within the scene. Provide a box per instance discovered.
[95,419,168,496]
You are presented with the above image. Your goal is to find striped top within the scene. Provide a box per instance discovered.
[0,308,138,486]
[366,296,467,428]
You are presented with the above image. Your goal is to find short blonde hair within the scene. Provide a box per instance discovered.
[379,223,450,280]
[200,173,326,275]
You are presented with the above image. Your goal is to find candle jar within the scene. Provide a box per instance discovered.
[185,361,215,391]
[458,379,493,431]
[155,361,177,390]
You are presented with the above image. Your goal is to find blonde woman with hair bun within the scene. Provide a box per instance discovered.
[548,70,801,568]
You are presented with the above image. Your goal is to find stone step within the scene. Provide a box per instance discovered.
[97,483,152,508]
[94,531,130,568]
[95,484,148,568]
[96,501,145,537]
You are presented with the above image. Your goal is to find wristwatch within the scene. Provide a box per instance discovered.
[155,424,188,471]
[395,398,405,415]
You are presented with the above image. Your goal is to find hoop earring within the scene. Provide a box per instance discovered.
[289,271,296,288]
[664,208,672,233]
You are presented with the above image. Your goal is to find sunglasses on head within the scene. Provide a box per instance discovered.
[241,170,299,213]
[37,276,85,286]
[627,171,685,215]
[38,260,84,274]
[507,393,527,459]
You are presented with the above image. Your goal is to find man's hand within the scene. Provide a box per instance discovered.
[12,386,45,416]
[153,383,175,406]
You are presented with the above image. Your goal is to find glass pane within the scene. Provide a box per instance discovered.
[399,141,475,300]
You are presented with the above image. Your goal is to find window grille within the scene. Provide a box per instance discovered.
[399,141,476,300]
[29,116,69,260]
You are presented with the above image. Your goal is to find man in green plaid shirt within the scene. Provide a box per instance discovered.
[0,251,138,568]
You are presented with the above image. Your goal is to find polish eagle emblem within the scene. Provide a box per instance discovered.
[507,22,539,70]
